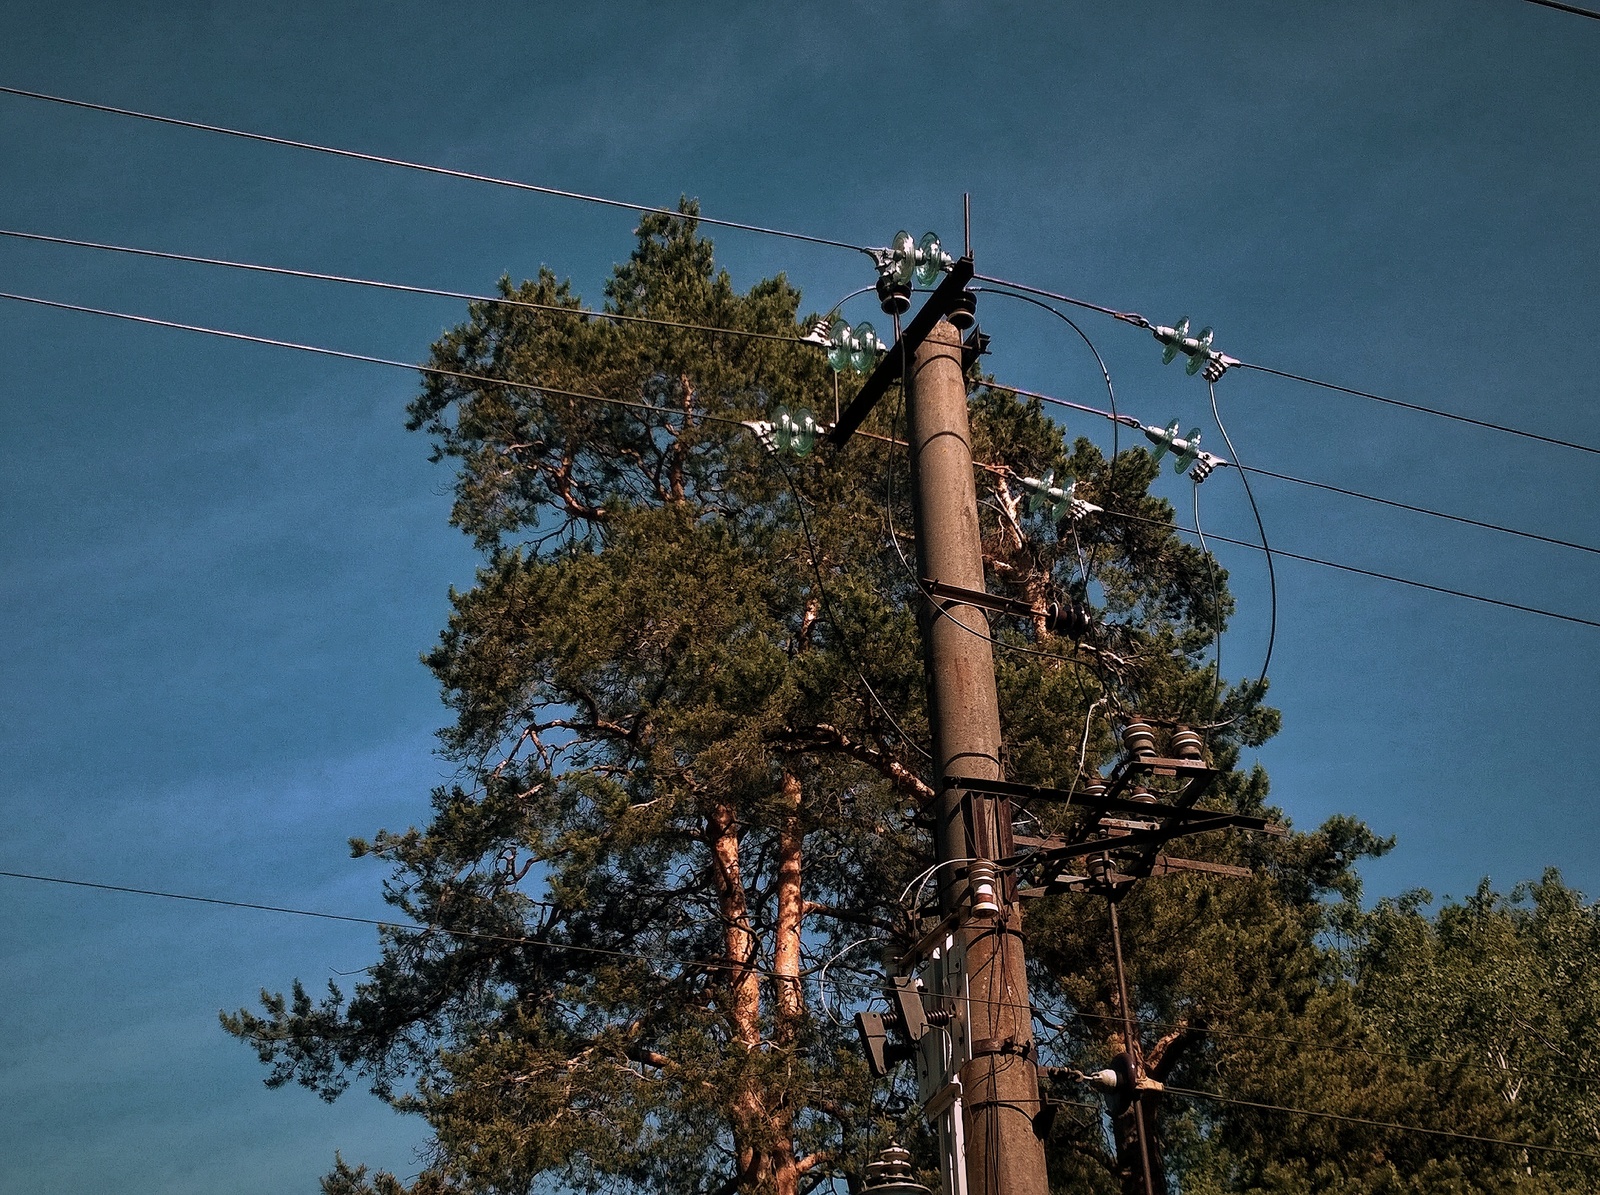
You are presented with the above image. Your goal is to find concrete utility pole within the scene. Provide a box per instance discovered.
[906,319,1051,1195]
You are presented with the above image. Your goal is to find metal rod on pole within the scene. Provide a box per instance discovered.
[1109,898,1157,1195]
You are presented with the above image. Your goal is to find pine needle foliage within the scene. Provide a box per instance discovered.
[223,207,1581,1195]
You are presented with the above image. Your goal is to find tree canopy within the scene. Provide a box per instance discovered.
[224,208,1600,1195]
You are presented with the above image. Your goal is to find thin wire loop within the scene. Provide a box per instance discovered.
[1209,380,1276,708]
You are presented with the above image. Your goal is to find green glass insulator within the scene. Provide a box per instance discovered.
[850,321,879,372]
[1185,326,1214,376]
[913,231,944,286]
[1027,471,1055,515]
[1174,428,1202,472]
[772,408,796,452]
[826,321,854,373]
[1149,419,1179,465]
[791,414,817,457]
[890,230,917,284]
[1161,316,1189,366]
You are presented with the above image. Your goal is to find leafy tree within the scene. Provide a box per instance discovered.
[1341,870,1600,1189]
[224,207,1563,1194]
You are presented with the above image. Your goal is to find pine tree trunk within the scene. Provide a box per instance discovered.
[708,799,801,1195]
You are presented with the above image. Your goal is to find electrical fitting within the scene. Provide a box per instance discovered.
[869,229,956,315]
[743,408,825,457]
[967,860,1001,916]
[1151,316,1239,381]
[819,319,887,373]
[1020,471,1101,522]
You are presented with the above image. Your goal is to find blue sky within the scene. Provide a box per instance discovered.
[2,2,1597,1191]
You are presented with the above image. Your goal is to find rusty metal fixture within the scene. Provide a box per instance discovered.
[1170,726,1204,760]
[863,1144,931,1195]
[1121,719,1157,757]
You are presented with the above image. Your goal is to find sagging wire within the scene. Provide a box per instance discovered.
[897,856,982,913]
[1191,483,1226,721]
[815,935,888,1026]
[1208,380,1276,712]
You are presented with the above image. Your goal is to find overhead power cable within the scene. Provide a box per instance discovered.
[994,381,1600,560]
[10,864,1600,1099]
[1164,1083,1600,1162]
[972,276,1600,458]
[1520,0,1600,19]
[1240,462,1600,557]
[1236,362,1600,458]
[0,84,866,254]
[6,286,1595,634]
[0,289,750,430]
[0,867,828,980]
[1045,1004,1600,1090]
[972,271,1151,327]
[1107,506,1600,631]
[0,226,809,345]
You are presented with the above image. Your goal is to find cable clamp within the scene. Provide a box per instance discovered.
[1188,451,1230,484]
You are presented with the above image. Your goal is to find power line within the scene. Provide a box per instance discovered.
[8,285,1595,633]
[0,226,810,345]
[1208,379,1276,703]
[0,289,750,429]
[991,380,1600,561]
[1240,462,1600,557]
[1236,362,1600,458]
[1163,1083,1600,1162]
[0,866,887,986]
[1045,1005,1600,1090]
[972,271,1151,327]
[1107,506,1600,631]
[1520,0,1600,19]
[0,84,866,255]
[11,863,1599,1098]
[970,277,1600,458]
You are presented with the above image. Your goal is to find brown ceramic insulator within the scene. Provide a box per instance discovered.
[1170,727,1204,760]
[1121,720,1156,757]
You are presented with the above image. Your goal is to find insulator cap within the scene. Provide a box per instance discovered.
[1129,787,1157,805]
[1045,600,1093,639]
[876,273,912,315]
[967,860,1001,916]
[947,287,978,330]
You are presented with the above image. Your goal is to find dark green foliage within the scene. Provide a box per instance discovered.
[223,207,1592,1194]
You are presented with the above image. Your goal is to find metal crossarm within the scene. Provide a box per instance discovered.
[825,256,976,448]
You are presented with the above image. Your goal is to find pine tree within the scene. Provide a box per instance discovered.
[225,207,1552,1194]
